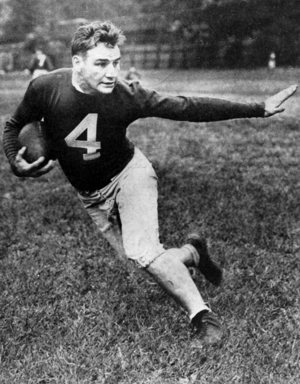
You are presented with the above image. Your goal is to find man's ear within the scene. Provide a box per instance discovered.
[72,55,83,71]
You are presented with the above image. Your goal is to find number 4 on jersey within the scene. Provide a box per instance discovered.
[65,113,101,160]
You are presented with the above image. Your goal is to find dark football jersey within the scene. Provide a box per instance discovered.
[3,68,265,191]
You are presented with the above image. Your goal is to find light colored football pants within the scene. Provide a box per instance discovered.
[78,147,210,317]
[77,147,166,267]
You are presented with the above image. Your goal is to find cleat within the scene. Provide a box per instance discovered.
[187,234,222,286]
[191,310,223,345]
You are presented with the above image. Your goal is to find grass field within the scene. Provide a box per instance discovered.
[0,68,299,384]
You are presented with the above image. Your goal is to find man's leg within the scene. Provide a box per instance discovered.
[79,149,223,344]
[77,178,204,309]
[146,248,209,318]
[116,150,222,338]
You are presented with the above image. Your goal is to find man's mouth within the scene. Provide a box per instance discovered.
[101,82,115,87]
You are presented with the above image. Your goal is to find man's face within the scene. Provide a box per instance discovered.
[73,43,121,94]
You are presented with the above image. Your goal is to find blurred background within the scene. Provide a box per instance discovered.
[0,0,299,73]
[1,2,300,383]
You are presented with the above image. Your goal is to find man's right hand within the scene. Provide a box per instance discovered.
[12,146,55,178]
[264,84,298,117]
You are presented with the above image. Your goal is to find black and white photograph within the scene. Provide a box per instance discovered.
[0,1,299,383]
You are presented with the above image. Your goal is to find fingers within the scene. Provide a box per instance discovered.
[275,84,298,106]
[30,156,47,169]
[29,159,55,178]
[15,147,45,169]
[18,146,27,155]
[286,84,298,95]
[14,149,55,177]
[273,107,285,114]
[16,146,27,161]
[39,159,55,174]
[264,84,297,117]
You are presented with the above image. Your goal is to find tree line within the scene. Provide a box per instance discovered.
[0,0,299,68]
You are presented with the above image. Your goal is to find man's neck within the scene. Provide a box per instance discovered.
[72,70,96,95]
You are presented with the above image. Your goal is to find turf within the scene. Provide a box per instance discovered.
[0,68,299,383]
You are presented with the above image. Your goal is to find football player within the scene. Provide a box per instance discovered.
[3,21,297,346]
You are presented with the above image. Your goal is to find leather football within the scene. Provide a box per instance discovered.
[18,121,49,163]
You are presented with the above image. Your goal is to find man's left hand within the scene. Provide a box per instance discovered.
[264,84,298,117]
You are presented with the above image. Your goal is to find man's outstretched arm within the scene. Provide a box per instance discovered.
[132,82,298,123]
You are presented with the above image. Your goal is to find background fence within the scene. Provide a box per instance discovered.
[0,42,208,72]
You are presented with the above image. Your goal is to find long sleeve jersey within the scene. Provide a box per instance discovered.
[3,68,265,191]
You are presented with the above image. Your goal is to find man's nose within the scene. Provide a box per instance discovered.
[105,63,118,77]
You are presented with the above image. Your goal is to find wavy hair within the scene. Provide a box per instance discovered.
[71,21,126,56]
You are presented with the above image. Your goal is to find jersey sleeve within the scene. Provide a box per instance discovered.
[2,81,44,166]
[129,81,265,122]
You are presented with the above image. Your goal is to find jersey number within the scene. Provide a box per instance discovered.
[65,114,101,160]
